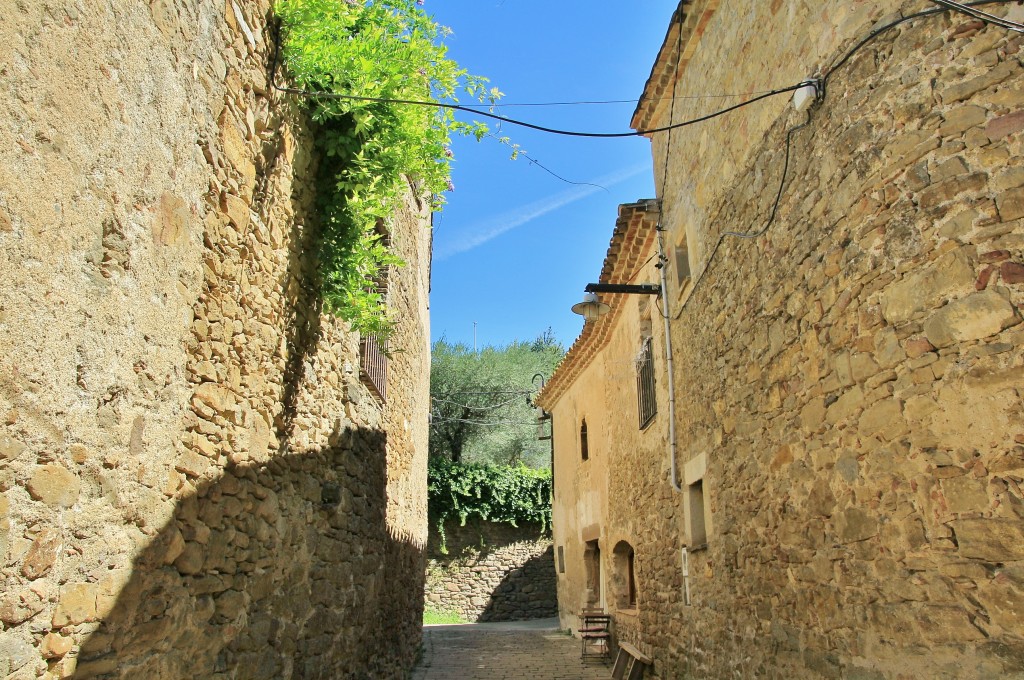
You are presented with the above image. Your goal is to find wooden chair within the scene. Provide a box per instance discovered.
[580,610,612,661]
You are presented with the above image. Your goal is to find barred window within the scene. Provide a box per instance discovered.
[359,220,391,403]
[359,334,387,403]
[637,338,656,429]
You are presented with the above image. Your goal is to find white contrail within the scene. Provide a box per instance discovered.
[434,163,649,260]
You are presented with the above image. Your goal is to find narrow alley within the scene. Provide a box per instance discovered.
[413,620,611,680]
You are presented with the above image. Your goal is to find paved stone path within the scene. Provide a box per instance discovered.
[413,618,611,679]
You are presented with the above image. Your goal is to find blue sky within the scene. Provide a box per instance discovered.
[426,1,679,350]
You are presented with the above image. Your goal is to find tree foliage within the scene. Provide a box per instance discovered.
[429,330,564,468]
[276,0,498,335]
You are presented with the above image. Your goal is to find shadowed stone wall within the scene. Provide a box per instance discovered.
[425,521,557,622]
[0,2,430,678]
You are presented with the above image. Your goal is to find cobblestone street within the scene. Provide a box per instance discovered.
[413,619,611,680]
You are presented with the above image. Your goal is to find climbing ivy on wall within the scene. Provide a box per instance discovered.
[428,459,552,552]
[276,0,497,335]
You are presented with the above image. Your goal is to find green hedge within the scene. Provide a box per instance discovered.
[427,459,551,553]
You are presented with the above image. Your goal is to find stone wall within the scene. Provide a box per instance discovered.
[0,2,430,678]
[544,2,1024,679]
[425,521,557,622]
[642,5,1024,678]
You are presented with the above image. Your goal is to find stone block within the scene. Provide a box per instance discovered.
[880,250,974,324]
[941,59,1017,103]
[850,353,880,383]
[221,192,251,231]
[40,632,73,659]
[917,605,986,644]
[949,518,1024,561]
[918,172,987,210]
[155,191,190,246]
[837,506,878,543]
[996,185,1024,221]
[826,386,864,424]
[858,398,902,437]
[175,542,206,575]
[977,572,1024,630]
[175,449,210,478]
[903,394,939,423]
[923,289,1019,348]
[1002,262,1024,284]
[0,633,35,676]
[27,464,81,508]
[931,156,969,182]
[986,110,1024,141]
[0,589,45,626]
[193,383,236,414]
[872,328,905,368]
[21,527,61,579]
[904,336,935,358]
[941,476,990,513]
[938,104,988,136]
[52,583,98,627]
[0,434,26,460]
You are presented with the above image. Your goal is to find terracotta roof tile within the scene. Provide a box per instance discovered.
[630,0,719,134]
[536,200,660,410]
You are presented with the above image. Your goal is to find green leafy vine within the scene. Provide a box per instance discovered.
[276,0,498,335]
[428,459,552,553]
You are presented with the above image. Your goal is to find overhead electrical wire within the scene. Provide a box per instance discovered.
[930,0,1024,31]
[434,389,533,396]
[431,393,525,411]
[430,417,542,427]
[824,0,1022,93]
[453,90,784,108]
[270,79,811,139]
[267,28,812,139]
[269,1,1020,140]
[272,1,1024,139]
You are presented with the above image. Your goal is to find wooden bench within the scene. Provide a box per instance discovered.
[610,641,652,680]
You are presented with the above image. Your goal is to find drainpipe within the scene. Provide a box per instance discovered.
[653,213,681,492]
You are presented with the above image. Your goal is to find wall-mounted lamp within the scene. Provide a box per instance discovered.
[570,283,662,322]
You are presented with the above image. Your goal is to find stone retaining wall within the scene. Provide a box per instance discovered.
[425,521,557,622]
[0,2,429,678]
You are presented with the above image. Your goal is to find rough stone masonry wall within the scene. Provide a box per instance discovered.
[610,6,1024,680]
[0,2,429,679]
[425,521,557,622]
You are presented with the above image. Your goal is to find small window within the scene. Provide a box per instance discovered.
[612,540,638,610]
[580,419,589,461]
[636,338,657,429]
[557,546,566,574]
[584,540,601,607]
[688,479,707,546]
[628,550,637,606]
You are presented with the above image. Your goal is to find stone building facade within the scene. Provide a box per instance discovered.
[538,1,1024,678]
[0,2,430,678]
[424,520,557,623]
